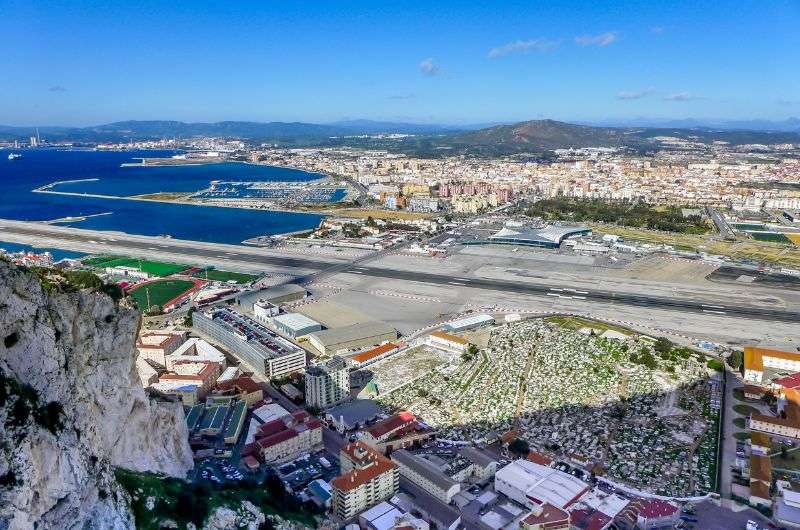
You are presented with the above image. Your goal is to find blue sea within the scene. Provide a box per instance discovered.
[0,148,325,244]
[0,241,87,261]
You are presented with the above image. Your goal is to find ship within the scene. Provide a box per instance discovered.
[7,153,22,160]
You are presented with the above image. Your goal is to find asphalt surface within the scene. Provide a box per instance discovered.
[3,220,800,324]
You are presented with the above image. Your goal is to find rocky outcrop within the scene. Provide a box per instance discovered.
[0,261,193,529]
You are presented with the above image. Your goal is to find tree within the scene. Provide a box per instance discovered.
[654,337,673,354]
[727,350,743,371]
[508,437,530,457]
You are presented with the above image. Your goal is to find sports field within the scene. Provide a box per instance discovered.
[193,268,259,284]
[750,232,790,244]
[83,256,189,277]
[129,279,196,310]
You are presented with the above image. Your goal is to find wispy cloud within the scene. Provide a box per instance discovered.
[663,91,705,101]
[419,58,441,77]
[48,85,67,92]
[650,26,665,34]
[616,87,656,100]
[388,93,416,100]
[488,38,560,58]
[575,31,618,47]
[777,98,798,106]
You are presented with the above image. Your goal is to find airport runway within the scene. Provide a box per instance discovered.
[2,220,799,323]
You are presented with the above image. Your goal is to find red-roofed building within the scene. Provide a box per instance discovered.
[214,376,263,405]
[331,441,399,520]
[136,330,187,367]
[248,410,322,464]
[151,361,221,405]
[527,451,554,467]
[348,342,400,367]
[570,508,612,530]
[630,499,679,530]
[358,411,435,454]
[520,503,570,530]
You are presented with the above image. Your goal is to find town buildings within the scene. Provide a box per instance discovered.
[243,410,323,464]
[391,449,461,504]
[305,356,350,409]
[193,307,307,378]
[331,441,399,520]
[136,329,188,367]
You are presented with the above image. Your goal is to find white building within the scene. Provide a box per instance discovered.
[305,356,350,410]
[494,460,589,510]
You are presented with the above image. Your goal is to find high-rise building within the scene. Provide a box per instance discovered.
[331,441,399,520]
[305,356,349,409]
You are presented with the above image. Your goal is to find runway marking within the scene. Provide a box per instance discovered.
[448,281,466,286]
[547,293,562,298]
[454,277,471,282]
[702,309,727,314]
[350,271,364,274]
[549,288,563,292]
[702,304,725,309]
[572,295,586,300]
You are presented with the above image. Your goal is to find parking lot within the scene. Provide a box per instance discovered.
[277,451,341,491]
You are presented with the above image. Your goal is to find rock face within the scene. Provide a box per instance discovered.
[0,261,193,529]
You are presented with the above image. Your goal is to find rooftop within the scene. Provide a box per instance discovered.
[744,346,800,373]
[308,321,397,347]
[391,449,458,492]
[272,312,321,332]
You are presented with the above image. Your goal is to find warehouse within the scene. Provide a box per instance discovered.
[443,314,495,332]
[307,322,397,355]
[271,312,323,338]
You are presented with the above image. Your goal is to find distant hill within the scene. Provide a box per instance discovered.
[433,119,800,153]
[447,119,634,150]
[2,118,799,151]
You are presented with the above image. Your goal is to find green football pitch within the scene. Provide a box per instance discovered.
[83,256,189,277]
[129,279,196,310]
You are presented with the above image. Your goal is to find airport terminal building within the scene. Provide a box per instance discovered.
[469,224,591,249]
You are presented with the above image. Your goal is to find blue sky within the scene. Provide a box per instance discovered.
[1,0,798,126]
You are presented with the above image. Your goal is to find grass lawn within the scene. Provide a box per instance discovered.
[733,432,751,440]
[733,418,747,429]
[733,404,759,415]
[193,268,259,284]
[545,315,634,336]
[84,256,189,277]
[130,279,195,310]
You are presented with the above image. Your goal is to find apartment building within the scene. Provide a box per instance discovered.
[331,441,399,520]
[305,356,350,409]
[243,410,323,464]
[391,449,460,504]
[136,330,188,367]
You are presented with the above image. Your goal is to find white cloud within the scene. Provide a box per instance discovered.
[388,93,416,100]
[575,31,618,47]
[650,26,665,34]
[617,87,656,100]
[664,91,705,101]
[419,58,441,76]
[488,38,560,58]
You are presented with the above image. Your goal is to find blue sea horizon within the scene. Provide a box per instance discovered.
[0,148,326,245]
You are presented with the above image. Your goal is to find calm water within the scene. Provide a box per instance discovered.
[0,148,325,244]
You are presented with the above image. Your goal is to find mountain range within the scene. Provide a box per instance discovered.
[2,118,799,152]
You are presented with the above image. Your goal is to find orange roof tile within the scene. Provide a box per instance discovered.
[744,346,800,372]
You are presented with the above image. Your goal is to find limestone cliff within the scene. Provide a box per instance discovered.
[0,261,193,529]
